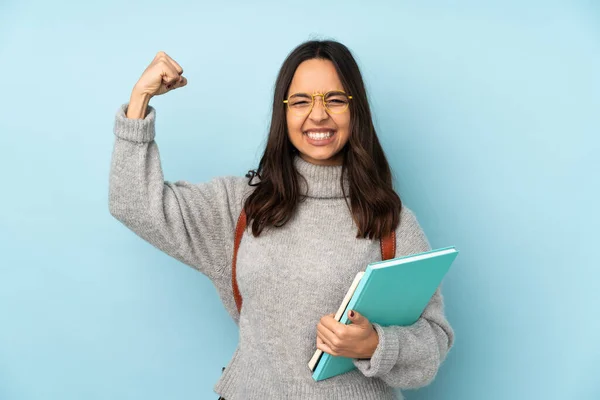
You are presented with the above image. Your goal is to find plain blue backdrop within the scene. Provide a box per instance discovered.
[0,1,598,399]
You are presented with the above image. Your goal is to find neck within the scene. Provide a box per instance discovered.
[293,155,350,199]
[298,152,344,166]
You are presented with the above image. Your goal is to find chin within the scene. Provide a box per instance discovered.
[301,150,343,165]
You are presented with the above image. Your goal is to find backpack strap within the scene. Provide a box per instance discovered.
[232,209,247,314]
[231,209,396,315]
[380,225,396,261]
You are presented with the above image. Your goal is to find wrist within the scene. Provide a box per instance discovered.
[360,325,379,359]
[127,89,152,119]
[369,325,380,356]
[131,85,152,101]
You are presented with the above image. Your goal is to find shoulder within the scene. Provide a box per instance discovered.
[208,175,257,218]
[394,205,432,255]
[210,175,255,200]
[168,175,255,220]
[398,205,420,229]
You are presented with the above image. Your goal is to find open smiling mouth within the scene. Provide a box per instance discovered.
[303,129,336,144]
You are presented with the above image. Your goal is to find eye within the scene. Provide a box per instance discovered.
[290,100,311,106]
[325,93,349,105]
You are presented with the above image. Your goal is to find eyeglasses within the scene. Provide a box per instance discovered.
[283,90,352,117]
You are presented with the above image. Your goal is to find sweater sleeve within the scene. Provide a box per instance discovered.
[109,103,245,282]
[352,207,455,389]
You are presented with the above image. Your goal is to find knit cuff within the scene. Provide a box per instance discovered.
[353,323,399,377]
[113,103,156,143]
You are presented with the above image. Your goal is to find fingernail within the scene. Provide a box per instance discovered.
[350,310,355,317]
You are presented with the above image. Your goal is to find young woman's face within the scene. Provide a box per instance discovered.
[286,59,351,166]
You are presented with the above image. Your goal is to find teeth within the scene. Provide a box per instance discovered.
[306,131,334,140]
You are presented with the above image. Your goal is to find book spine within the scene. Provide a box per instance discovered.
[339,266,374,326]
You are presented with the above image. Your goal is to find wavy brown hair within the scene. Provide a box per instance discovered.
[243,40,402,240]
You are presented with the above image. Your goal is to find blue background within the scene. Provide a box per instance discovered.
[1,1,598,399]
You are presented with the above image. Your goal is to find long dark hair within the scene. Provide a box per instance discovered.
[243,40,402,240]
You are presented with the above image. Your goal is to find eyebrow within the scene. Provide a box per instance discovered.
[288,90,346,98]
[288,93,312,99]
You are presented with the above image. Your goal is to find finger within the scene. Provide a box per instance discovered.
[152,54,179,85]
[317,325,338,348]
[158,62,181,88]
[317,331,326,346]
[348,309,369,326]
[152,50,166,62]
[165,56,184,75]
[319,314,345,334]
[161,61,180,85]
[156,51,183,77]
[176,76,187,87]
[316,335,336,356]
[171,75,187,89]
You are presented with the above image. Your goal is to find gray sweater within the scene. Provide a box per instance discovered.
[109,103,454,400]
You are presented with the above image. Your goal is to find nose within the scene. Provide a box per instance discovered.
[308,95,328,122]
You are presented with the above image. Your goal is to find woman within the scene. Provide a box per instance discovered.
[109,40,454,400]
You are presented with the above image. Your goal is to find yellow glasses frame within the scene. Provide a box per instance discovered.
[283,90,353,116]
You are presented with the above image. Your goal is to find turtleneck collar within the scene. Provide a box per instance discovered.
[293,155,350,199]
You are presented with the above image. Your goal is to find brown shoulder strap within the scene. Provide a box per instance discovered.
[380,229,396,261]
[231,209,396,315]
[232,209,247,314]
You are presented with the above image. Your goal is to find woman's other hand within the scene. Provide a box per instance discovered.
[316,310,379,359]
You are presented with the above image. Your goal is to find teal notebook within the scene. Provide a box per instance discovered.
[309,246,459,381]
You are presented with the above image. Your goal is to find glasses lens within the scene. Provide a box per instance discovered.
[325,92,350,113]
[287,94,313,116]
